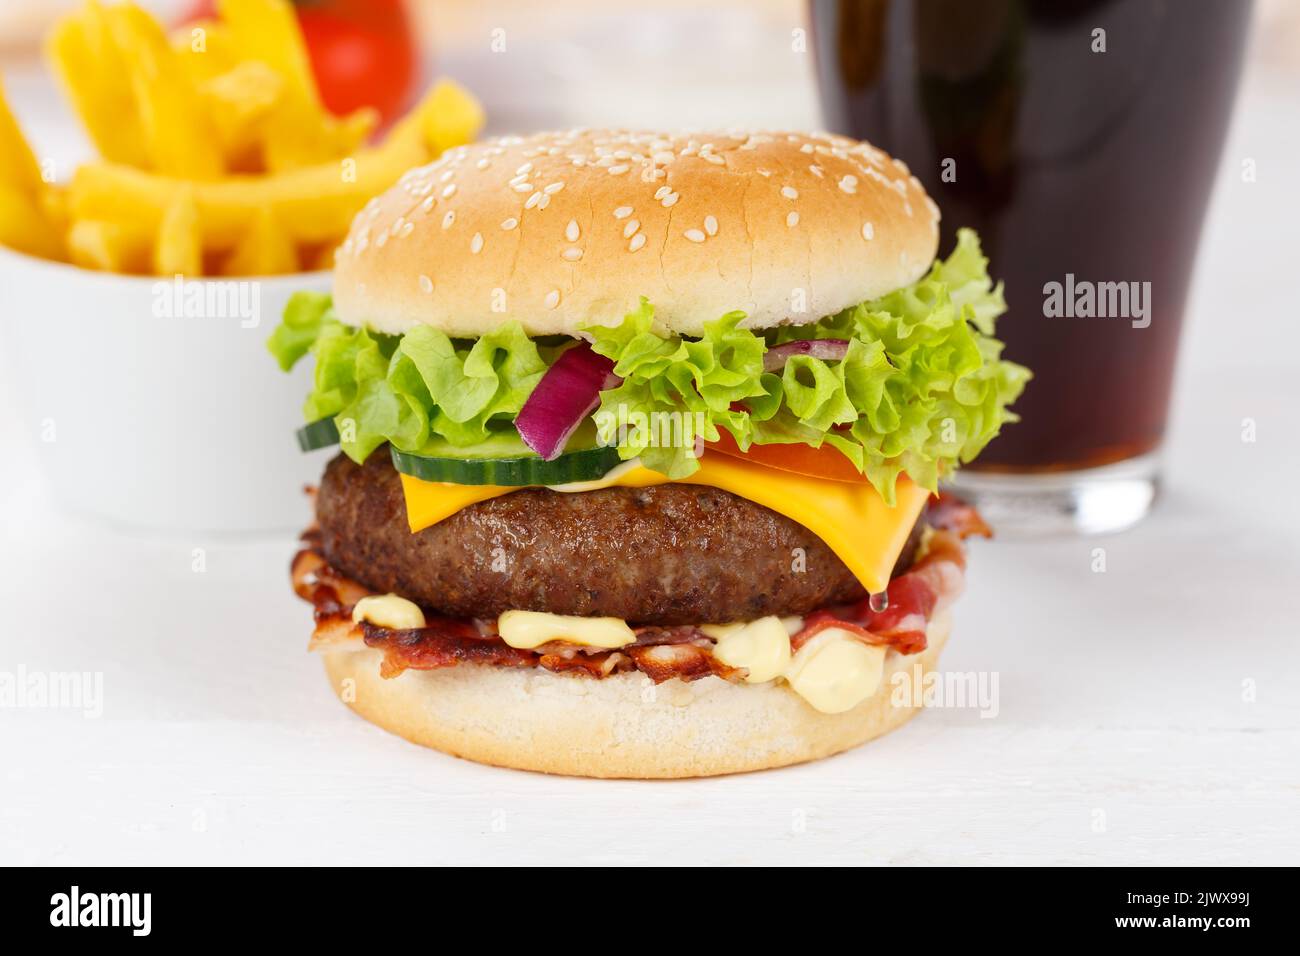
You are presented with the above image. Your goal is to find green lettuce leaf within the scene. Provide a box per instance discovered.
[268,229,1028,500]
[268,305,546,463]
[585,229,1029,503]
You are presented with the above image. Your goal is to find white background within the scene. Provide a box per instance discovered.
[1,2,1298,865]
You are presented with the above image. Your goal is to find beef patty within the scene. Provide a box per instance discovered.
[316,453,922,625]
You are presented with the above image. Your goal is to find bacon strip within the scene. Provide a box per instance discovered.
[927,493,993,540]
[289,494,983,684]
[625,643,745,684]
[790,524,972,656]
[360,622,534,678]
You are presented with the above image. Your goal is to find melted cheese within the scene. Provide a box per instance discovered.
[352,594,426,630]
[783,628,888,714]
[400,452,929,594]
[701,616,792,684]
[490,605,891,713]
[498,610,635,650]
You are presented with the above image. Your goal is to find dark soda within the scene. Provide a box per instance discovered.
[811,0,1253,471]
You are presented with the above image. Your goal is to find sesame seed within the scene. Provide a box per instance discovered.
[562,247,583,261]
[838,175,858,194]
[653,186,670,200]
[512,183,532,193]
[376,231,388,247]
[544,181,565,194]
[502,217,519,231]
[703,215,718,236]
[608,164,630,175]
[684,228,706,243]
[418,274,433,294]
[441,184,457,198]
[809,164,824,178]
[702,153,725,165]
[471,232,483,254]
[399,222,414,237]
[544,289,561,309]
[420,196,435,212]
[861,221,874,240]
[525,191,542,209]
[781,186,799,199]
[537,193,552,210]
[442,211,455,229]
[509,174,528,185]
[613,206,633,219]
[516,162,533,175]
[565,219,580,242]
[476,158,490,170]
[628,234,646,252]
[622,219,640,239]
[786,211,799,228]
[661,192,680,208]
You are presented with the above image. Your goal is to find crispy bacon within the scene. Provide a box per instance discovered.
[361,621,534,678]
[539,651,627,678]
[631,625,712,647]
[289,495,983,685]
[291,546,371,616]
[790,525,970,656]
[928,493,993,540]
[624,643,745,684]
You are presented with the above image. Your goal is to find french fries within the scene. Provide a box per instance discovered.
[0,77,46,195]
[0,0,485,276]
[154,190,202,277]
[69,88,442,248]
[67,218,152,273]
[0,77,66,260]
[0,185,65,261]
[45,1,150,167]
[104,2,224,180]
[223,207,297,276]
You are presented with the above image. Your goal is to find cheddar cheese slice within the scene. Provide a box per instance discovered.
[399,452,931,595]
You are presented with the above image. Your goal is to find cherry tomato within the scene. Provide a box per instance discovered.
[178,0,419,126]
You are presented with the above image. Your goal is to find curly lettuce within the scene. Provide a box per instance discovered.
[588,229,1029,501]
[268,229,1028,501]
[268,293,546,463]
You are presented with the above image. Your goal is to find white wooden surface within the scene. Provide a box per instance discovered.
[1,10,1298,867]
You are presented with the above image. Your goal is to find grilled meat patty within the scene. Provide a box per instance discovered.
[316,453,921,625]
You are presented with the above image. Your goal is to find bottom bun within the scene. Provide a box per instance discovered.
[321,611,952,778]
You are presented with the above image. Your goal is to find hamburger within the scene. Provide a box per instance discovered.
[268,129,1029,778]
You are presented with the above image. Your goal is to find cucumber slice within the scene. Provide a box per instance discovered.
[296,417,340,451]
[391,444,622,486]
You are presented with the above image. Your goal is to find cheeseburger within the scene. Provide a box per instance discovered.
[269,129,1028,778]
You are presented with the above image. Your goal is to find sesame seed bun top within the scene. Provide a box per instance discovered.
[331,129,940,338]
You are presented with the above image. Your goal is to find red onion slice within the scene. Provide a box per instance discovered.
[762,338,850,372]
[516,343,621,460]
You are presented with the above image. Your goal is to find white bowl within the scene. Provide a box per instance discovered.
[0,246,333,533]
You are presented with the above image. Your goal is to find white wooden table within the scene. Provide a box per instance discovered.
[1,11,1298,867]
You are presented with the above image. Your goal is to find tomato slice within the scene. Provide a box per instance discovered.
[707,430,869,483]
